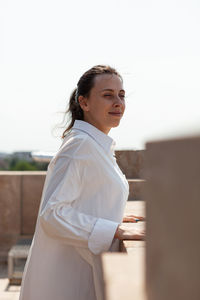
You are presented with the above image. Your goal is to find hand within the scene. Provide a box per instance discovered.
[123,214,145,223]
[114,224,145,240]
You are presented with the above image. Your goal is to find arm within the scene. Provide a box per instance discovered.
[39,148,119,255]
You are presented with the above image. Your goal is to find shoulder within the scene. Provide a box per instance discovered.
[53,130,98,163]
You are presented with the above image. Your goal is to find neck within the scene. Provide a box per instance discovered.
[83,117,110,135]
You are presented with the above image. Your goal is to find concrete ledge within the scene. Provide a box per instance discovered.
[102,250,146,300]
[102,201,146,300]
[120,240,146,253]
[124,200,146,216]
[0,171,47,175]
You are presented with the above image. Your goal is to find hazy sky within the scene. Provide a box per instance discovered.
[1,0,200,153]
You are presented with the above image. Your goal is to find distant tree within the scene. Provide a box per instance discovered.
[10,160,38,171]
[31,161,49,171]
[9,157,18,169]
[2,156,49,171]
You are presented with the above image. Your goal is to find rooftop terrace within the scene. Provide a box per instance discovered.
[1,137,200,300]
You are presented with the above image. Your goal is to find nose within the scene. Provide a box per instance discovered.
[113,95,124,106]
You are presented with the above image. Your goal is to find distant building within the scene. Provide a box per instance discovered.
[31,151,55,163]
[12,151,32,162]
[0,152,11,170]
[0,152,10,159]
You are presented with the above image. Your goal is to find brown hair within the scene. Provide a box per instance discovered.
[62,65,123,138]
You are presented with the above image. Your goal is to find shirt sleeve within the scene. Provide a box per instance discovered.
[39,143,119,255]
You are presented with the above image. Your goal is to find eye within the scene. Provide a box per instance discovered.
[120,94,125,99]
[104,94,112,97]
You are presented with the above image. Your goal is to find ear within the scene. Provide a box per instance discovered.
[78,95,90,112]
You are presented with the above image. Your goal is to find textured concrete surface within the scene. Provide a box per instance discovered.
[22,173,45,235]
[102,201,146,300]
[0,174,21,263]
[128,179,145,200]
[0,172,46,262]
[102,250,146,300]
[115,150,145,179]
[144,135,200,300]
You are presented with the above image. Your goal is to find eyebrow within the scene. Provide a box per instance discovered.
[101,88,125,93]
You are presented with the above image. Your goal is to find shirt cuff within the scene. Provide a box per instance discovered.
[88,218,119,255]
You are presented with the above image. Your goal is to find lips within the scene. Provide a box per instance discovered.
[108,112,122,116]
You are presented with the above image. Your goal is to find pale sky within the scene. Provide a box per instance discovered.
[1,0,200,153]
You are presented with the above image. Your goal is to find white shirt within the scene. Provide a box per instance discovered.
[19,120,129,300]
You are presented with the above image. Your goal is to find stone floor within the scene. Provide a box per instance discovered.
[0,263,21,300]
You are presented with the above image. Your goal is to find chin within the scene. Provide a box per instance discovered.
[110,121,121,128]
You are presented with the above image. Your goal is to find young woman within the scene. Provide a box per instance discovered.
[19,65,145,300]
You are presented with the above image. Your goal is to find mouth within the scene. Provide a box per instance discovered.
[108,112,123,117]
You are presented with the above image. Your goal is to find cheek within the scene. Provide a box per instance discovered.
[90,102,107,117]
[122,102,126,112]
[98,99,111,111]
[90,98,112,116]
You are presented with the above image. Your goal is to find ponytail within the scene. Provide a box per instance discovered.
[62,88,84,138]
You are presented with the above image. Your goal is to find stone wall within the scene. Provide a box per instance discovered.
[0,171,46,261]
[0,173,21,261]
[115,150,145,178]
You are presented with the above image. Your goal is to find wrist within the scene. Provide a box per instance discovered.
[114,224,122,239]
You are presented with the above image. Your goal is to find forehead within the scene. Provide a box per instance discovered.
[92,74,123,91]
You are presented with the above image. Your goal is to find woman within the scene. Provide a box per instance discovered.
[19,65,145,300]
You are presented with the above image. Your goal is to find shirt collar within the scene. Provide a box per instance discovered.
[72,120,116,155]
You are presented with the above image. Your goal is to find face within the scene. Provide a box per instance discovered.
[78,74,125,134]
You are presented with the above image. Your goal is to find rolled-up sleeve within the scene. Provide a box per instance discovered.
[88,218,119,254]
[39,140,119,255]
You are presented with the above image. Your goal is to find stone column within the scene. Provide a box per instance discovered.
[144,136,200,300]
